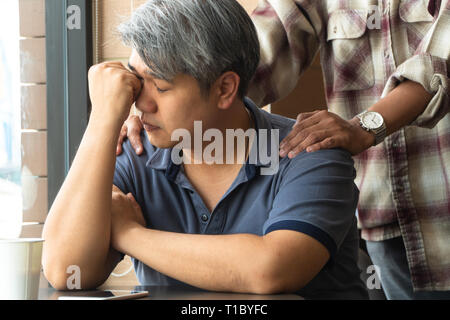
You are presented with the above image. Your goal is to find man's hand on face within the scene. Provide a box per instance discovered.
[88,61,142,125]
[110,186,146,253]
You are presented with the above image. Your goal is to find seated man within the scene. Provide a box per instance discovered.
[42,0,369,299]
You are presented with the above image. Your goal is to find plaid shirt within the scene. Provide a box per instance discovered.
[248,0,450,291]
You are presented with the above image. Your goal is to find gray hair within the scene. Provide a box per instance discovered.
[117,0,260,98]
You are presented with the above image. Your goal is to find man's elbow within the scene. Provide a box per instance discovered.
[249,276,305,295]
[248,263,306,295]
[249,278,284,295]
[42,259,106,291]
[42,262,72,291]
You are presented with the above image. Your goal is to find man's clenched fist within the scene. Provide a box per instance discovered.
[88,61,142,124]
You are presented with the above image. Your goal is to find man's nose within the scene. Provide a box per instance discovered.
[135,87,157,114]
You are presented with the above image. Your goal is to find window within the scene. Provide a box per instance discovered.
[0,1,22,239]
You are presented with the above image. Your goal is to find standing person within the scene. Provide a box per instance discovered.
[252,0,450,300]
[117,0,449,299]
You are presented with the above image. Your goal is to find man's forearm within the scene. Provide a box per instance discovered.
[42,114,122,288]
[357,80,432,135]
[119,227,277,294]
[344,80,432,150]
[373,80,433,135]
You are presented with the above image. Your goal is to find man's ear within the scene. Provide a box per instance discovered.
[215,71,241,110]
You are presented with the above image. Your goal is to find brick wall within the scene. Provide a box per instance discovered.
[19,0,47,238]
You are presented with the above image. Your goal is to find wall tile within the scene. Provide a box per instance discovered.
[21,84,47,130]
[20,38,46,83]
[19,0,46,37]
[22,176,48,223]
[98,0,132,60]
[21,131,47,177]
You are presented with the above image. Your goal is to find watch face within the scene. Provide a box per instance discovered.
[361,112,383,129]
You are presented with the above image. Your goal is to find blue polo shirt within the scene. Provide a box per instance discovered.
[113,98,369,299]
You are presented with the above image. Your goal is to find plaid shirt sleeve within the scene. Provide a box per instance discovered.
[382,0,450,129]
[247,0,322,107]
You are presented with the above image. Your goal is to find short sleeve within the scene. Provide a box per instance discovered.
[113,140,137,196]
[263,148,359,258]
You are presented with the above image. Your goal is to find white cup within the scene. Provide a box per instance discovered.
[0,238,44,300]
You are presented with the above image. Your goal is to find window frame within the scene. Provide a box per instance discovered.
[46,0,93,206]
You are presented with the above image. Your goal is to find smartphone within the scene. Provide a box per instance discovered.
[58,289,149,300]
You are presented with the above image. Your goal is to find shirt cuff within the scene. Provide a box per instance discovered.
[265,220,338,258]
[381,53,449,129]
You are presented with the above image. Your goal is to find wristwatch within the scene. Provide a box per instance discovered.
[356,111,387,146]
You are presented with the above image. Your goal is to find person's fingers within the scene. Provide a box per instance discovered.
[127,193,138,211]
[280,113,315,148]
[116,125,128,155]
[295,111,318,125]
[105,63,142,101]
[280,111,322,150]
[124,74,142,102]
[127,193,144,218]
[306,137,338,153]
[116,137,124,156]
[103,61,124,66]
[112,185,122,193]
[128,132,144,155]
[281,122,323,155]
[116,145,122,156]
[279,118,325,158]
[125,116,144,155]
[287,129,332,158]
[125,115,143,128]
[103,61,130,70]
